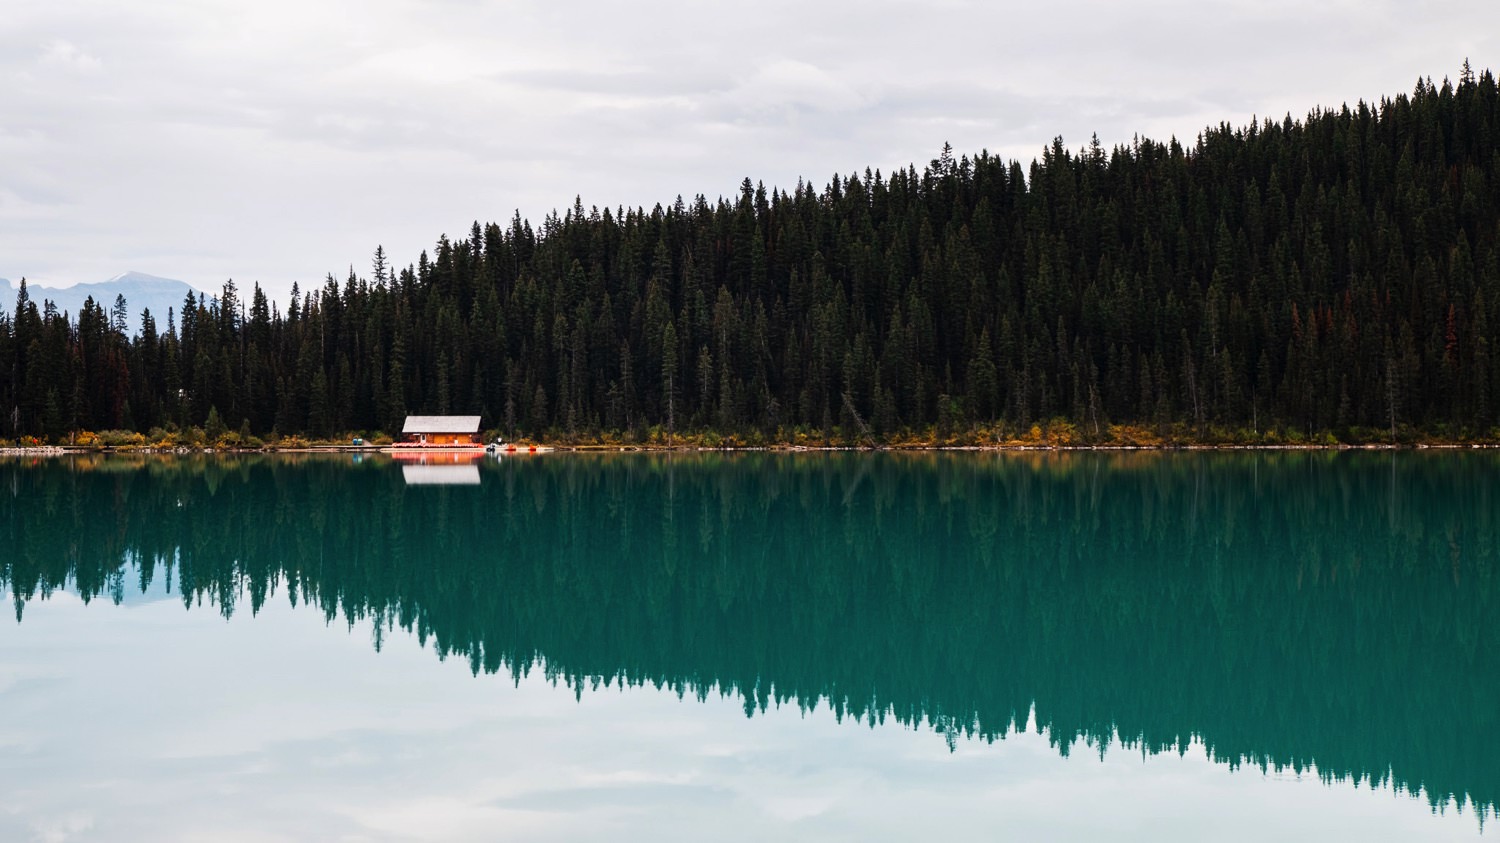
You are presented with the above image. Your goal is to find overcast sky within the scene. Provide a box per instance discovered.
[2,1,1494,300]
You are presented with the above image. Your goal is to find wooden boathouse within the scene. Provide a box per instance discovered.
[400,415,482,447]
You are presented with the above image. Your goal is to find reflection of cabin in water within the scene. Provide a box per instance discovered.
[401,415,482,446]
[402,464,482,485]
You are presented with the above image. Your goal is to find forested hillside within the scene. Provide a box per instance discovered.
[3,68,1498,444]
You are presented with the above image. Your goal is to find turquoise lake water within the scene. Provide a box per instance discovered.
[0,451,1495,840]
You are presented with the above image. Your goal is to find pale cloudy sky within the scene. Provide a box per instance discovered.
[1,0,1494,299]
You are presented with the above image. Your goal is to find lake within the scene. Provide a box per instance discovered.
[1,451,1495,840]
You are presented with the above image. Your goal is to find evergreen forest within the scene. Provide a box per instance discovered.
[3,68,1499,444]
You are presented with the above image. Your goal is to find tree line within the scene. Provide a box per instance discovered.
[3,66,1498,443]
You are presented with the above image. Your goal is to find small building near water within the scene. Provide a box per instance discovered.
[401,415,482,446]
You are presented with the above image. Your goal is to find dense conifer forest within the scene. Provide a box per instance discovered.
[3,67,1498,444]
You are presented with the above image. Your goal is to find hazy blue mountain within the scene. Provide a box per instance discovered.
[0,272,210,335]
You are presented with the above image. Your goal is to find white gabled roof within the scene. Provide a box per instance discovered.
[402,415,482,434]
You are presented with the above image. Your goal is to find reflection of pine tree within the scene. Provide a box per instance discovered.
[6,452,1500,818]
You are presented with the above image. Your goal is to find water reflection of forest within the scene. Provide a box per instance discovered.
[4,452,1497,817]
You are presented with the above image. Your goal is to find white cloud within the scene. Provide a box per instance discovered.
[727,59,872,116]
[38,40,100,73]
[29,813,94,843]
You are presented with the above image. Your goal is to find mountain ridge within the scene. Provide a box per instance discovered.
[2,272,210,334]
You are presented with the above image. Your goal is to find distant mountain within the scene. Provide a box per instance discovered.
[0,272,209,335]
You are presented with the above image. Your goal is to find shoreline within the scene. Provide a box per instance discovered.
[3,441,1498,457]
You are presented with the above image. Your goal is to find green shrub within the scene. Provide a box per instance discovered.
[98,429,147,447]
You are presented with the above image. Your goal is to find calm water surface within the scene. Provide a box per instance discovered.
[1,451,1496,840]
